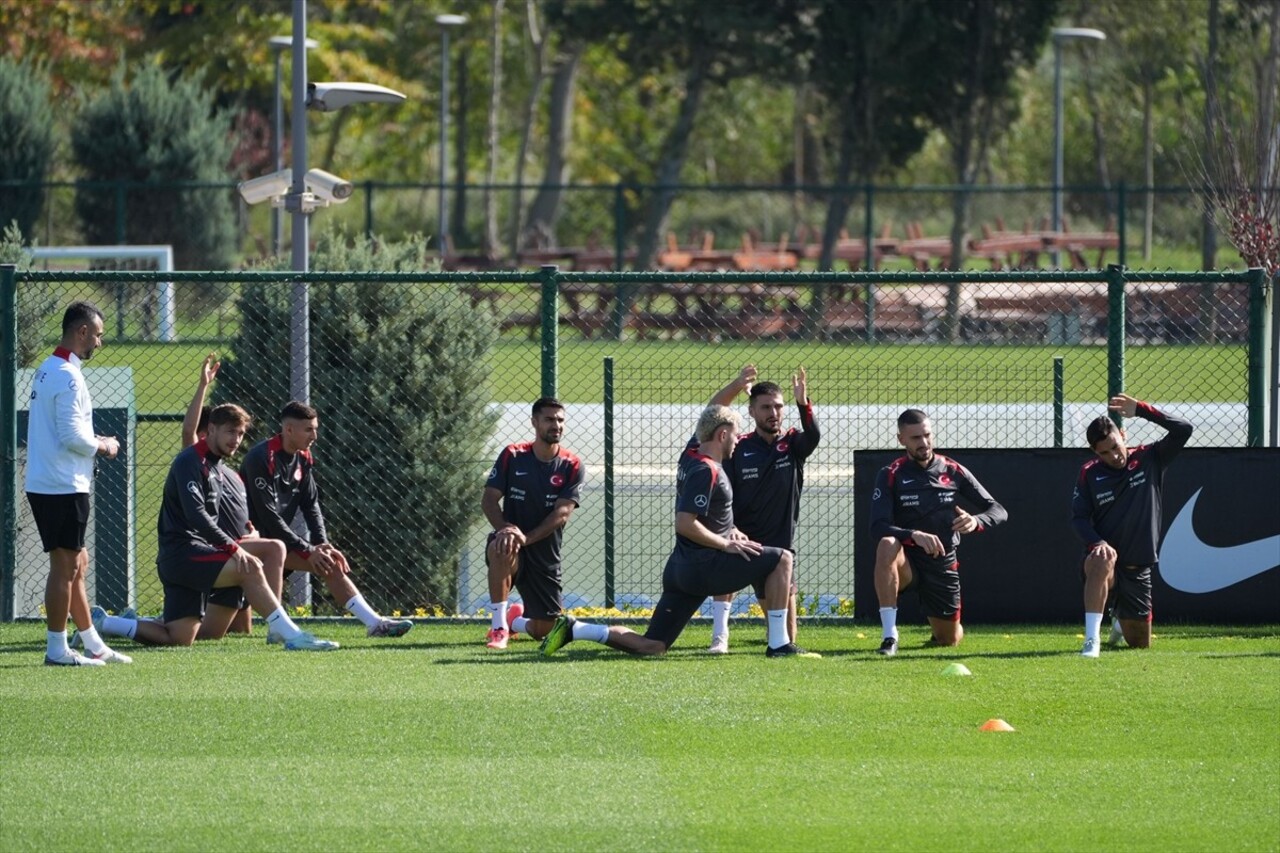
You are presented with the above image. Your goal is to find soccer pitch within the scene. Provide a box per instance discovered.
[1,623,1276,852]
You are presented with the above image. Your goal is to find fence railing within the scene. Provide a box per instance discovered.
[1,265,1272,621]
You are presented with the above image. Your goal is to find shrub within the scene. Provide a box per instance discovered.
[70,64,236,270]
[0,58,55,240]
[213,228,497,612]
[0,222,56,367]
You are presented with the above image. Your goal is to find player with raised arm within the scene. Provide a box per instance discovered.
[704,364,819,653]
[240,401,412,640]
[869,409,1007,655]
[1072,393,1193,657]
[481,397,583,648]
[539,405,813,659]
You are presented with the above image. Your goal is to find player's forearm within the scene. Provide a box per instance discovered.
[675,514,730,550]
[1136,402,1193,455]
[972,500,1008,530]
[56,407,100,457]
[1070,516,1104,546]
[524,510,572,546]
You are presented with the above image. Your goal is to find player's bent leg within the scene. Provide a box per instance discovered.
[606,627,667,656]
[196,603,240,641]
[1120,618,1151,648]
[522,617,557,641]
[1082,551,1115,613]
[874,538,910,606]
[132,616,200,647]
[226,606,253,635]
[928,616,963,646]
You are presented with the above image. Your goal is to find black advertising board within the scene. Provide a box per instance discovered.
[853,448,1280,624]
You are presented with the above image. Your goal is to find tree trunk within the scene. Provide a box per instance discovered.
[483,0,505,257]
[1142,75,1154,261]
[632,58,709,270]
[451,44,471,249]
[1083,63,1112,219]
[1200,0,1221,340]
[509,0,547,254]
[523,44,581,248]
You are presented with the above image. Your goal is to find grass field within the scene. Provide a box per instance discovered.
[0,622,1276,852]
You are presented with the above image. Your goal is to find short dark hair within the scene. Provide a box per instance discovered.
[1086,415,1120,447]
[897,408,929,429]
[532,397,564,416]
[62,301,103,336]
[749,381,784,401]
[208,403,252,428]
[280,400,318,422]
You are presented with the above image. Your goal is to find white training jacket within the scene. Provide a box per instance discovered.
[25,348,100,495]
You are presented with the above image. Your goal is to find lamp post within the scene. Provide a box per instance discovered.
[1051,26,1106,263]
[436,13,467,254]
[269,34,316,257]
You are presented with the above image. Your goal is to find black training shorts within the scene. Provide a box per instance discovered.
[643,545,785,649]
[486,532,563,621]
[904,549,962,621]
[27,492,90,553]
[158,545,232,623]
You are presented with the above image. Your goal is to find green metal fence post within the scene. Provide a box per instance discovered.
[539,265,559,398]
[1116,181,1127,269]
[1,264,17,621]
[114,180,126,246]
[613,183,626,270]
[1246,267,1269,447]
[1053,355,1065,448]
[864,183,876,344]
[1105,263,1126,425]
[364,180,375,240]
[603,356,615,609]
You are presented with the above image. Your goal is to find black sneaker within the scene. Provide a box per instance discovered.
[765,642,822,659]
[876,637,898,656]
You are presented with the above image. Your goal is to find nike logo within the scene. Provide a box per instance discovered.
[742,451,756,457]
[900,478,915,485]
[514,471,528,476]
[1160,488,1280,593]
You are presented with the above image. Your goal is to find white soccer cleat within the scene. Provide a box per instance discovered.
[1107,618,1126,647]
[45,649,106,667]
[88,647,133,665]
[1080,637,1100,658]
[707,634,729,655]
[283,631,340,652]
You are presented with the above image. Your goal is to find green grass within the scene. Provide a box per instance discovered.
[0,622,1276,852]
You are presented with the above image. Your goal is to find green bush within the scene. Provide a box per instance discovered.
[0,58,54,240]
[70,64,236,270]
[213,228,497,612]
[0,222,56,367]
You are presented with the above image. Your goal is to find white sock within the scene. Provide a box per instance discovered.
[489,601,509,631]
[1084,611,1103,642]
[879,606,899,640]
[766,609,789,649]
[511,616,530,634]
[47,630,69,659]
[101,615,138,639]
[571,621,610,644]
[344,594,381,628]
[710,600,731,638]
[266,608,303,641]
[79,625,108,655]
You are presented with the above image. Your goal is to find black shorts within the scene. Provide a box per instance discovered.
[27,492,90,552]
[904,549,962,621]
[486,533,563,621]
[644,546,785,649]
[157,544,233,623]
[205,586,248,611]
[1083,560,1154,621]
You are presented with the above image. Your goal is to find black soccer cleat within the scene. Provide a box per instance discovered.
[876,637,898,656]
[765,642,822,659]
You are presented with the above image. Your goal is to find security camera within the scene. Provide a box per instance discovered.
[307,82,407,112]
[238,170,292,205]
[305,168,353,204]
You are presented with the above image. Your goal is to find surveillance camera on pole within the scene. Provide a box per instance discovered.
[238,169,293,205]
[306,82,407,112]
[304,168,354,204]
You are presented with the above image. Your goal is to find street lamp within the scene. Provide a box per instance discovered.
[268,34,317,257]
[436,13,467,254]
[1051,26,1106,263]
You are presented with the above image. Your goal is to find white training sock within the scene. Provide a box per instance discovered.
[511,616,530,634]
[766,609,789,649]
[344,594,381,629]
[710,600,731,638]
[79,625,108,655]
[1084,611,1103,643]
[571,621,610,644]
[879,606,899,640]
[47,630,69,659]
[101,615,138,639]
[489,601,509,631]
[266,608,303,641]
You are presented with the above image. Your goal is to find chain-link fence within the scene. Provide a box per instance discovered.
[1,266,1270,621]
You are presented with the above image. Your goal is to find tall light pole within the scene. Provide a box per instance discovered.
[269,34,316,257]
[1052,27,1106,258]
[436,13,467,254]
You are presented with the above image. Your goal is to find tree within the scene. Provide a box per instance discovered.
[0,58,55,240]
[0,222,56,368]
[70,64,237,270]
[212,228,498,612]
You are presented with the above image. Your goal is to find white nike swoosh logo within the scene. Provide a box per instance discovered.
[900,478,914,485]
[1160,488,1280,593]
[514,471,528,476]
[742,452,755,457]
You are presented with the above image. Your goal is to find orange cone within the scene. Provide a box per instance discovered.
[979,718,1015,732]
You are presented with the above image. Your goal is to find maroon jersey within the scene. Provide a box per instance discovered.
[486,442,584,570]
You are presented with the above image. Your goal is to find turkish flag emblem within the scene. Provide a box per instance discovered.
[550,473,565,487]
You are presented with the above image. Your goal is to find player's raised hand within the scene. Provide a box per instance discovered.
[1107,394,1138,418]
[724,537,763,559]
[199,352,220,386]
[792,366,808,403]
[952,507,977,535]
[736,364,757,392]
